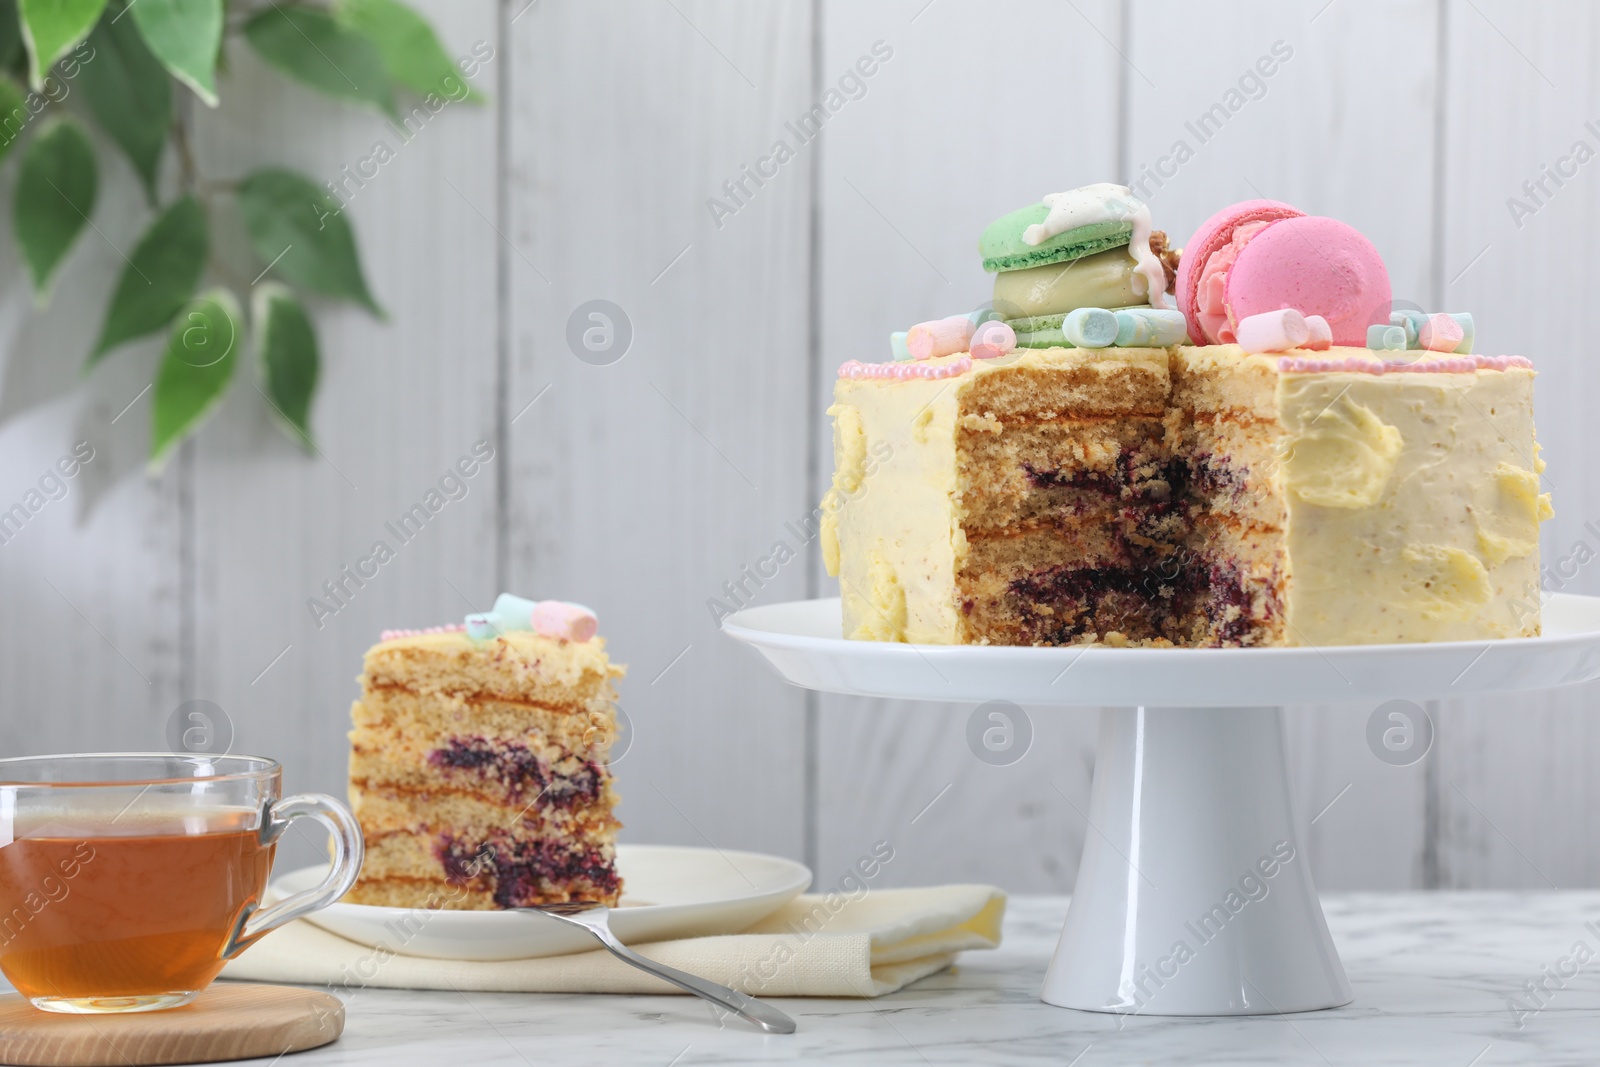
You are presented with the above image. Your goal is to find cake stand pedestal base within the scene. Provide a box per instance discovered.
[1041,706,1351,1015]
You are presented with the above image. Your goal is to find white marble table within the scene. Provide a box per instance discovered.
[69,893,1600,1065]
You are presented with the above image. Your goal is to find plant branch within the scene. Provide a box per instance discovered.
[172,114,200,197]
[209,255,252,293]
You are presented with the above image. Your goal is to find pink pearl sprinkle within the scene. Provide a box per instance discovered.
[381,623,466,641]
[1279,353,1527,377]
[837,355,974,380]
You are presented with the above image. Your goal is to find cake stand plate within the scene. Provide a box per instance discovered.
[722,594,1600,1016]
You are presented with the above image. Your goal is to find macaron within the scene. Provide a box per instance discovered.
[991,245,1150,319]
[980,201,1132,273]
[1222,217,1391,348]
[1176,199,1305,344]
[1005,313,1073,349]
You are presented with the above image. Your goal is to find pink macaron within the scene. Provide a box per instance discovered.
[1223,217,1391,348]
[1176,199,1305,344]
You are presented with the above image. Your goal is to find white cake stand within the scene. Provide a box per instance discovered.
[722,593,1600,1016]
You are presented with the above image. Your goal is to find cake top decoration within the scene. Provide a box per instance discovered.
[1276,353,1530,375]
[979,183,1174,310]
[473,593,598,642]
[838,355,972,380]
[380,623,466,641]
[1178,199,1391,347]
[383,593,600,643]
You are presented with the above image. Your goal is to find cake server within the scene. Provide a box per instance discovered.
[519,902,797,1034]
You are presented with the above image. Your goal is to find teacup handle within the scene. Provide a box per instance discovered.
[222,792,365,958]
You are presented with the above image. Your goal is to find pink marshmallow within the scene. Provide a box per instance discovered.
[970,320,1016,360]
[906,316,976,360]
[1419,313,1465,353]
[1235,308,1310,354]
[1303,314,1332,350]
[531,600,598,642]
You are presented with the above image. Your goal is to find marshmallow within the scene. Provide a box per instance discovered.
[532,600,599,642]
[1419,313,1465,353]
[1062,307,1119,348]
[491,593,536,628]
[1303,314,1333,351]
[889,331,910,361]
[1112,308,1189,347]
[970,319,1016,360]
[906,316,976,360]
[1390,310,1426,348]
[1367,323,1408,351]
[465,613,497,640]
[1236,308,1310,354]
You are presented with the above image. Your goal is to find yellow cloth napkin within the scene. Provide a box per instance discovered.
[223,885,1005,997]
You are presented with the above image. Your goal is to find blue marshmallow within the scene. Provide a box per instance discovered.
[1368,324,1408,351]
[1390,310,1426,348]
[491,593,536,631]
[1114,308,1189,347]
[1062,307,1119,349]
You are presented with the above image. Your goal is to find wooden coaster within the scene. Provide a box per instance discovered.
[0,983,343,1066]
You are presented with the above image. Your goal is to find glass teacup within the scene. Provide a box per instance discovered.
[0,753,362,1014]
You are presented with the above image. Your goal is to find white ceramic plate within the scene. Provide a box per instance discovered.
[722,594,1600,707]
[271,844,811,961]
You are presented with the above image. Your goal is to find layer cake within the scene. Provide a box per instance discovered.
[822,185,1551,647]
[346,597,625,908]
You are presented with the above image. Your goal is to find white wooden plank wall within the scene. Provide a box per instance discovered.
[506,0,812,859]
[1433,0,1600,890]
[0,0,1593,889]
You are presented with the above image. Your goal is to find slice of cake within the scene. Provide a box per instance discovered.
[346,595,625,908]
[821,185,1552,647]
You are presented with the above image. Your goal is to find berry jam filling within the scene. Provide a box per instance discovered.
[1005,548,1278,647]
[1024,454,1184,501]
[1008,558,1180,644]
[429,737,604,809]
[437,832,620,907]
[992,435,1287,646]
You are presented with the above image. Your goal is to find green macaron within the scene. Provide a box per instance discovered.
[980,203,1133,273]
[1005,314,1072,349]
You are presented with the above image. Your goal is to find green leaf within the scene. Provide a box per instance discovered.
[238,167,381,315]
[149,288,239,470]
[128,0,221,107]
[77,9,171,202]
[18,0,105,90]
[0,0,25,72]
[243,6,394,117]
[336,0,483,103]
[89,195,207,367]
[13,119,97,298]
[253,282,318,449]
[0,75,29,163]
